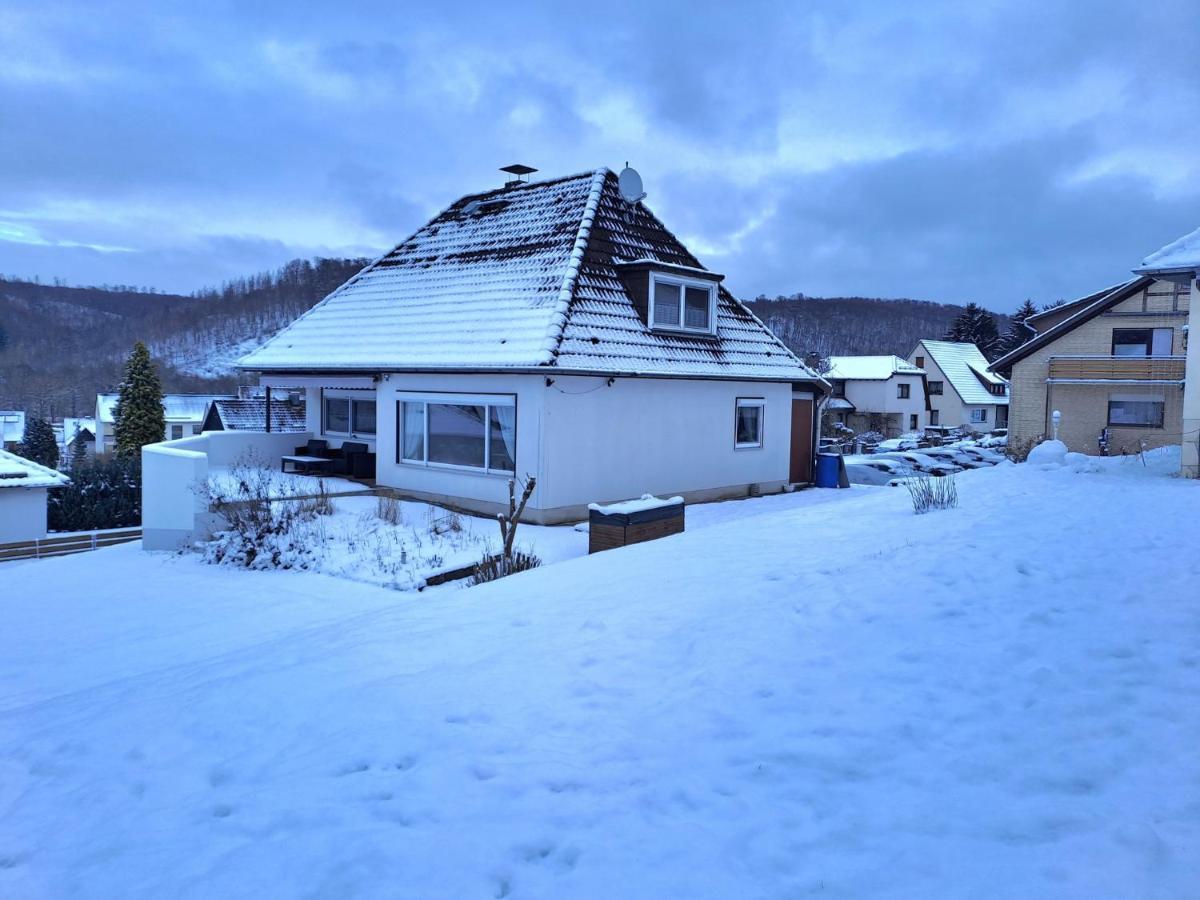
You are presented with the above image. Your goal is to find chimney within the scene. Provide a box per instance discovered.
[500,163,537,188]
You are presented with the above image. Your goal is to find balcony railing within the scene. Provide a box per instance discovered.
[1048,355,1186,382]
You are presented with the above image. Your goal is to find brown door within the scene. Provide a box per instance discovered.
[789,398,814,483]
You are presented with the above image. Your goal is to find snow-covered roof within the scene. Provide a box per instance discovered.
[827,355,923,381]
[62,417,96,445]
[97,394,234,424]
[825,397,856,410]
[207,399,307,432]
[240,169,821,384]
[0,448,70,489]
[917,341,1008,406]
[1,410,26,444]
[1135,226,1200,275]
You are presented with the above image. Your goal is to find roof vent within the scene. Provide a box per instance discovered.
[500,163,537,188]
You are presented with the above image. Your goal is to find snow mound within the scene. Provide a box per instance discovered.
[1027,439,1068,466]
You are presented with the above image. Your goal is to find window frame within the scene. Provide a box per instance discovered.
[897,383,911,399]
[929,409,940,425]
[396,391,517,475]
[322,389,377,439]
[1111,327,1173,357]
[970,408,988,424]
[170,424,184,440]
[928,380,944,395]
[1107,394,1165,428]
[648,272,717,336]
[734,397,766,450]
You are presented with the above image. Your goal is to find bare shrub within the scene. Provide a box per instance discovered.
[376,494,403,526]
[470,550,542,585]
[201,453,328,569]
[905,472,958,514]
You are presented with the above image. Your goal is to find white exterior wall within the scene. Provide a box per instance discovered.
[1184,277,1200,477]
[0,489,50,543]
[141,431,313,550]
[539,376,794,517]
[909,343,1005,433]
[370,373,800,524]
[841,374,927,432]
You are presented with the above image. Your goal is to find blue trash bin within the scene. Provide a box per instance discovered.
[815,452,842,488]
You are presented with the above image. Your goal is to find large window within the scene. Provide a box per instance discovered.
[650,274,716,335]
[928,380,943,395]
[897,383,911,399]
[1108,394,1165,428]
[399,394,516,473]
[970,408,988,423]
[324,391,377,438]
[735,398,765,449]
[1111,328,1173,357]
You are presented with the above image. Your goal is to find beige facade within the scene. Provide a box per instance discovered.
[1006,279,1189,455]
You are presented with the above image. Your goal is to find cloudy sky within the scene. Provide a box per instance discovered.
[2,0,1197,310]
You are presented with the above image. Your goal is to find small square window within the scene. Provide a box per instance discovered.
[915,356,925,368]
[735,399,765,448]
[170,424,183,440]
[970,409,988,423]
[897,383,911,399]
[928,380,943,395]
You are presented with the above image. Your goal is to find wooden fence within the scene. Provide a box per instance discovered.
[0,528,142,564]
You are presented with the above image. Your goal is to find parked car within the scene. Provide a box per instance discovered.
[874,451,964,476]
[875,437,924,453]
[842,455,915,487]
[920,447,990,469]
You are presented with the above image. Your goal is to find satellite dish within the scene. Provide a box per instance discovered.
[618,165,646,203]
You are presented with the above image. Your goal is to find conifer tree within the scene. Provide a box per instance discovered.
[19,416,59,469]
[998,299,1039,355]
[113,341,165,459]
[943,303,1001,359]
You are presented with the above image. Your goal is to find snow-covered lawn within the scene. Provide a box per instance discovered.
[200,470,861,590]
[2,454,1199,898]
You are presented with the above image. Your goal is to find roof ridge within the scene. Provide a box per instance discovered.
[540,168,608,365]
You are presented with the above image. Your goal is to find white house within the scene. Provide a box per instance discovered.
[1,410,25,449]
[1134,225,1200,478]
[825,356,928,436]
[95,393,233,454]
[908,340,1009,433]
[227,166,827,526]
[0,448,70,543]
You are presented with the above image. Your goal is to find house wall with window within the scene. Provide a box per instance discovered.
[367,372,798,523]
[835,373,927,436]
[1007,281,1187,454]
[910,354,1005,433]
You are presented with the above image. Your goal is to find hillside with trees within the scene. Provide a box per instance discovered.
[0,258,367,417]
[744,294,1011,362]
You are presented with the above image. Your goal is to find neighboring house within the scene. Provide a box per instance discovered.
[61,417,97,462]
[201,397,307,433]
[0,448,70,543]
[1,410,25,449]
[825,356,928,436]
[1133,226,1200,477]
[95,393,234,454]
[990,276,1188,456]
[908,340,1009,433]
[237,167,828,523]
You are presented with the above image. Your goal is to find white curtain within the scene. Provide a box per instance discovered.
[402,402,425,460]
[493,405,516,471]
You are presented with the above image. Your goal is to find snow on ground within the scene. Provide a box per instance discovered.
[2,455,1199,898]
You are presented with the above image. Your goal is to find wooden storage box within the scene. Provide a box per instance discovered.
[588,495,685,554]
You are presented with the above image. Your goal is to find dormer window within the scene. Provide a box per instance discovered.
[650,274,716,335]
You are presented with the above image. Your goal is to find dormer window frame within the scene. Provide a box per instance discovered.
[647,271,718,336]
